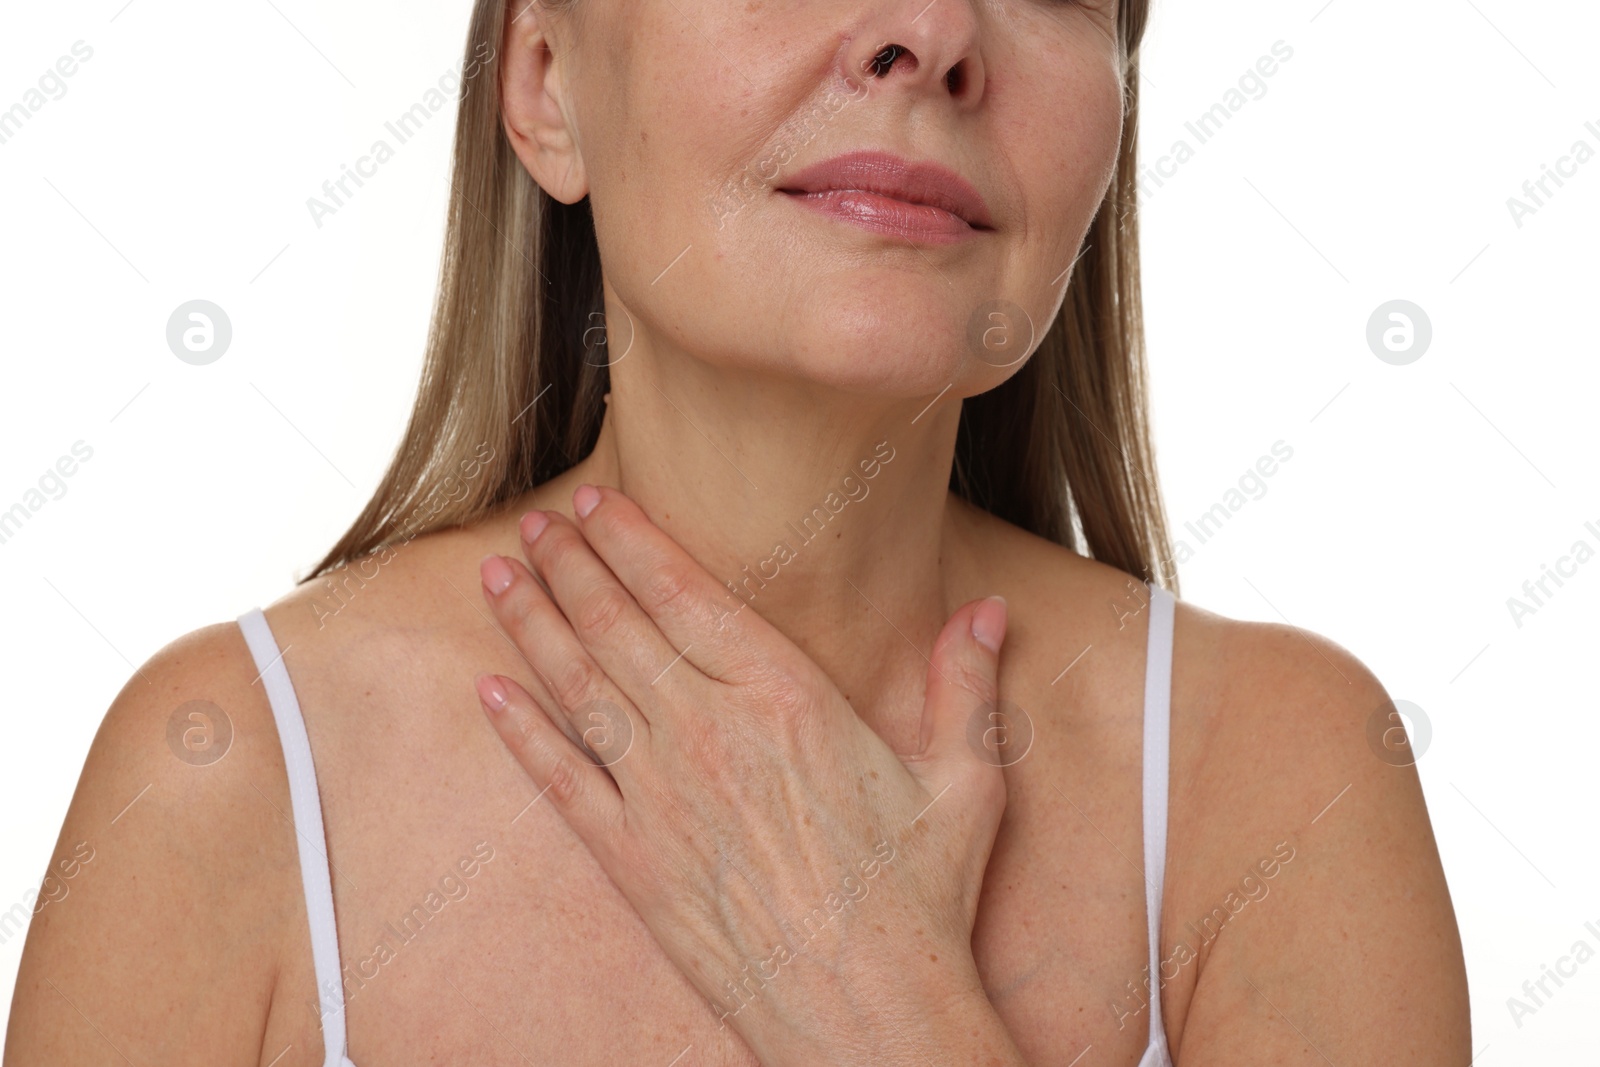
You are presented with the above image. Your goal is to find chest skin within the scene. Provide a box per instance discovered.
[251,556,1181,1067]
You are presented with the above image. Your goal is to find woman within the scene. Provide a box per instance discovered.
[6,1,1469,1063]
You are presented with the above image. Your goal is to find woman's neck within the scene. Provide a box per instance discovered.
[556,343,975,743]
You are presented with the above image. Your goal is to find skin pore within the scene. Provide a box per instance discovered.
[497,0,1126,744]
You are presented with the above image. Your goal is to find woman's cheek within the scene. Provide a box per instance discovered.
[1017,65,1126,261]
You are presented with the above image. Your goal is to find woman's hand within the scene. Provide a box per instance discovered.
[474,484,1022,1066]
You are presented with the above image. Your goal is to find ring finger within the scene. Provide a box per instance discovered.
[480,552,646,769]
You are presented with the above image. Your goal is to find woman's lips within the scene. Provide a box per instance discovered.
[780,188,982,244]
[775,150,994,245]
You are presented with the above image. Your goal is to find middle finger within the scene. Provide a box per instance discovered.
[517,509,700,716]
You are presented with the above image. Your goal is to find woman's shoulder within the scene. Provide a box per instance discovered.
[1165,594,1466,1052]
[1005,513,1408,816]
[9,522,511,1058]
[50,616,307,873]
[968,502,1393,735]
[961,500,1389,718]
[987,519,1466,1055]
[1162,589,1407,859]
[46,518,500,909]
[255,519,511,700]
[9,617,311,1061]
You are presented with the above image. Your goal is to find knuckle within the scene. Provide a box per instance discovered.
[639,564,696,618]
[747,670,822,735]
[544,752,584,806]
[574,584,632,637]
[551,654,599,707]
[946,654,998,705]
[765,681,814,722]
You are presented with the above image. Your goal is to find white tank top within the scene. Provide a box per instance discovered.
[236,581,1177,1067]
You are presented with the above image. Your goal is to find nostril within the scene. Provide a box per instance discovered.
[867,43,911,78]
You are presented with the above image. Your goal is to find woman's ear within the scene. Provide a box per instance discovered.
[500,4,588,204]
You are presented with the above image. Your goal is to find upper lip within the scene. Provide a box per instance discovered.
[777,150,994,230]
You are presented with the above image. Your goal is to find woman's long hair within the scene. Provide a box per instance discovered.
[310,0,1177,595]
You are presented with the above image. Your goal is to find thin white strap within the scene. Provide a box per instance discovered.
[237,608,352,1067]
[1141,583,1175,1060]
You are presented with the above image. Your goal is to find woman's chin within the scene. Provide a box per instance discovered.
[769,288,984,392]
[763,339,983,401]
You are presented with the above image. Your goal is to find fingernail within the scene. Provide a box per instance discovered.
[475,672,508,712]
[972,595,1008,654]
[520,510,549,543]
[573,483,601,519]
[480,554,514,595]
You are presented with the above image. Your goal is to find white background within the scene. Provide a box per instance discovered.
[1,0,1595,1058]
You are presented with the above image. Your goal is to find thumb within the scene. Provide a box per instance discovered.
[914,595,1014,781]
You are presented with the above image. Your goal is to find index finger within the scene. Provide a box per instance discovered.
[569,484,783,685]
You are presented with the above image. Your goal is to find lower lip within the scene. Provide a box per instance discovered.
[780,189,983,244]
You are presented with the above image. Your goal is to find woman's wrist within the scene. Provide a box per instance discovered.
[855,978,1026,1067]
[752,953,1025,1067]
